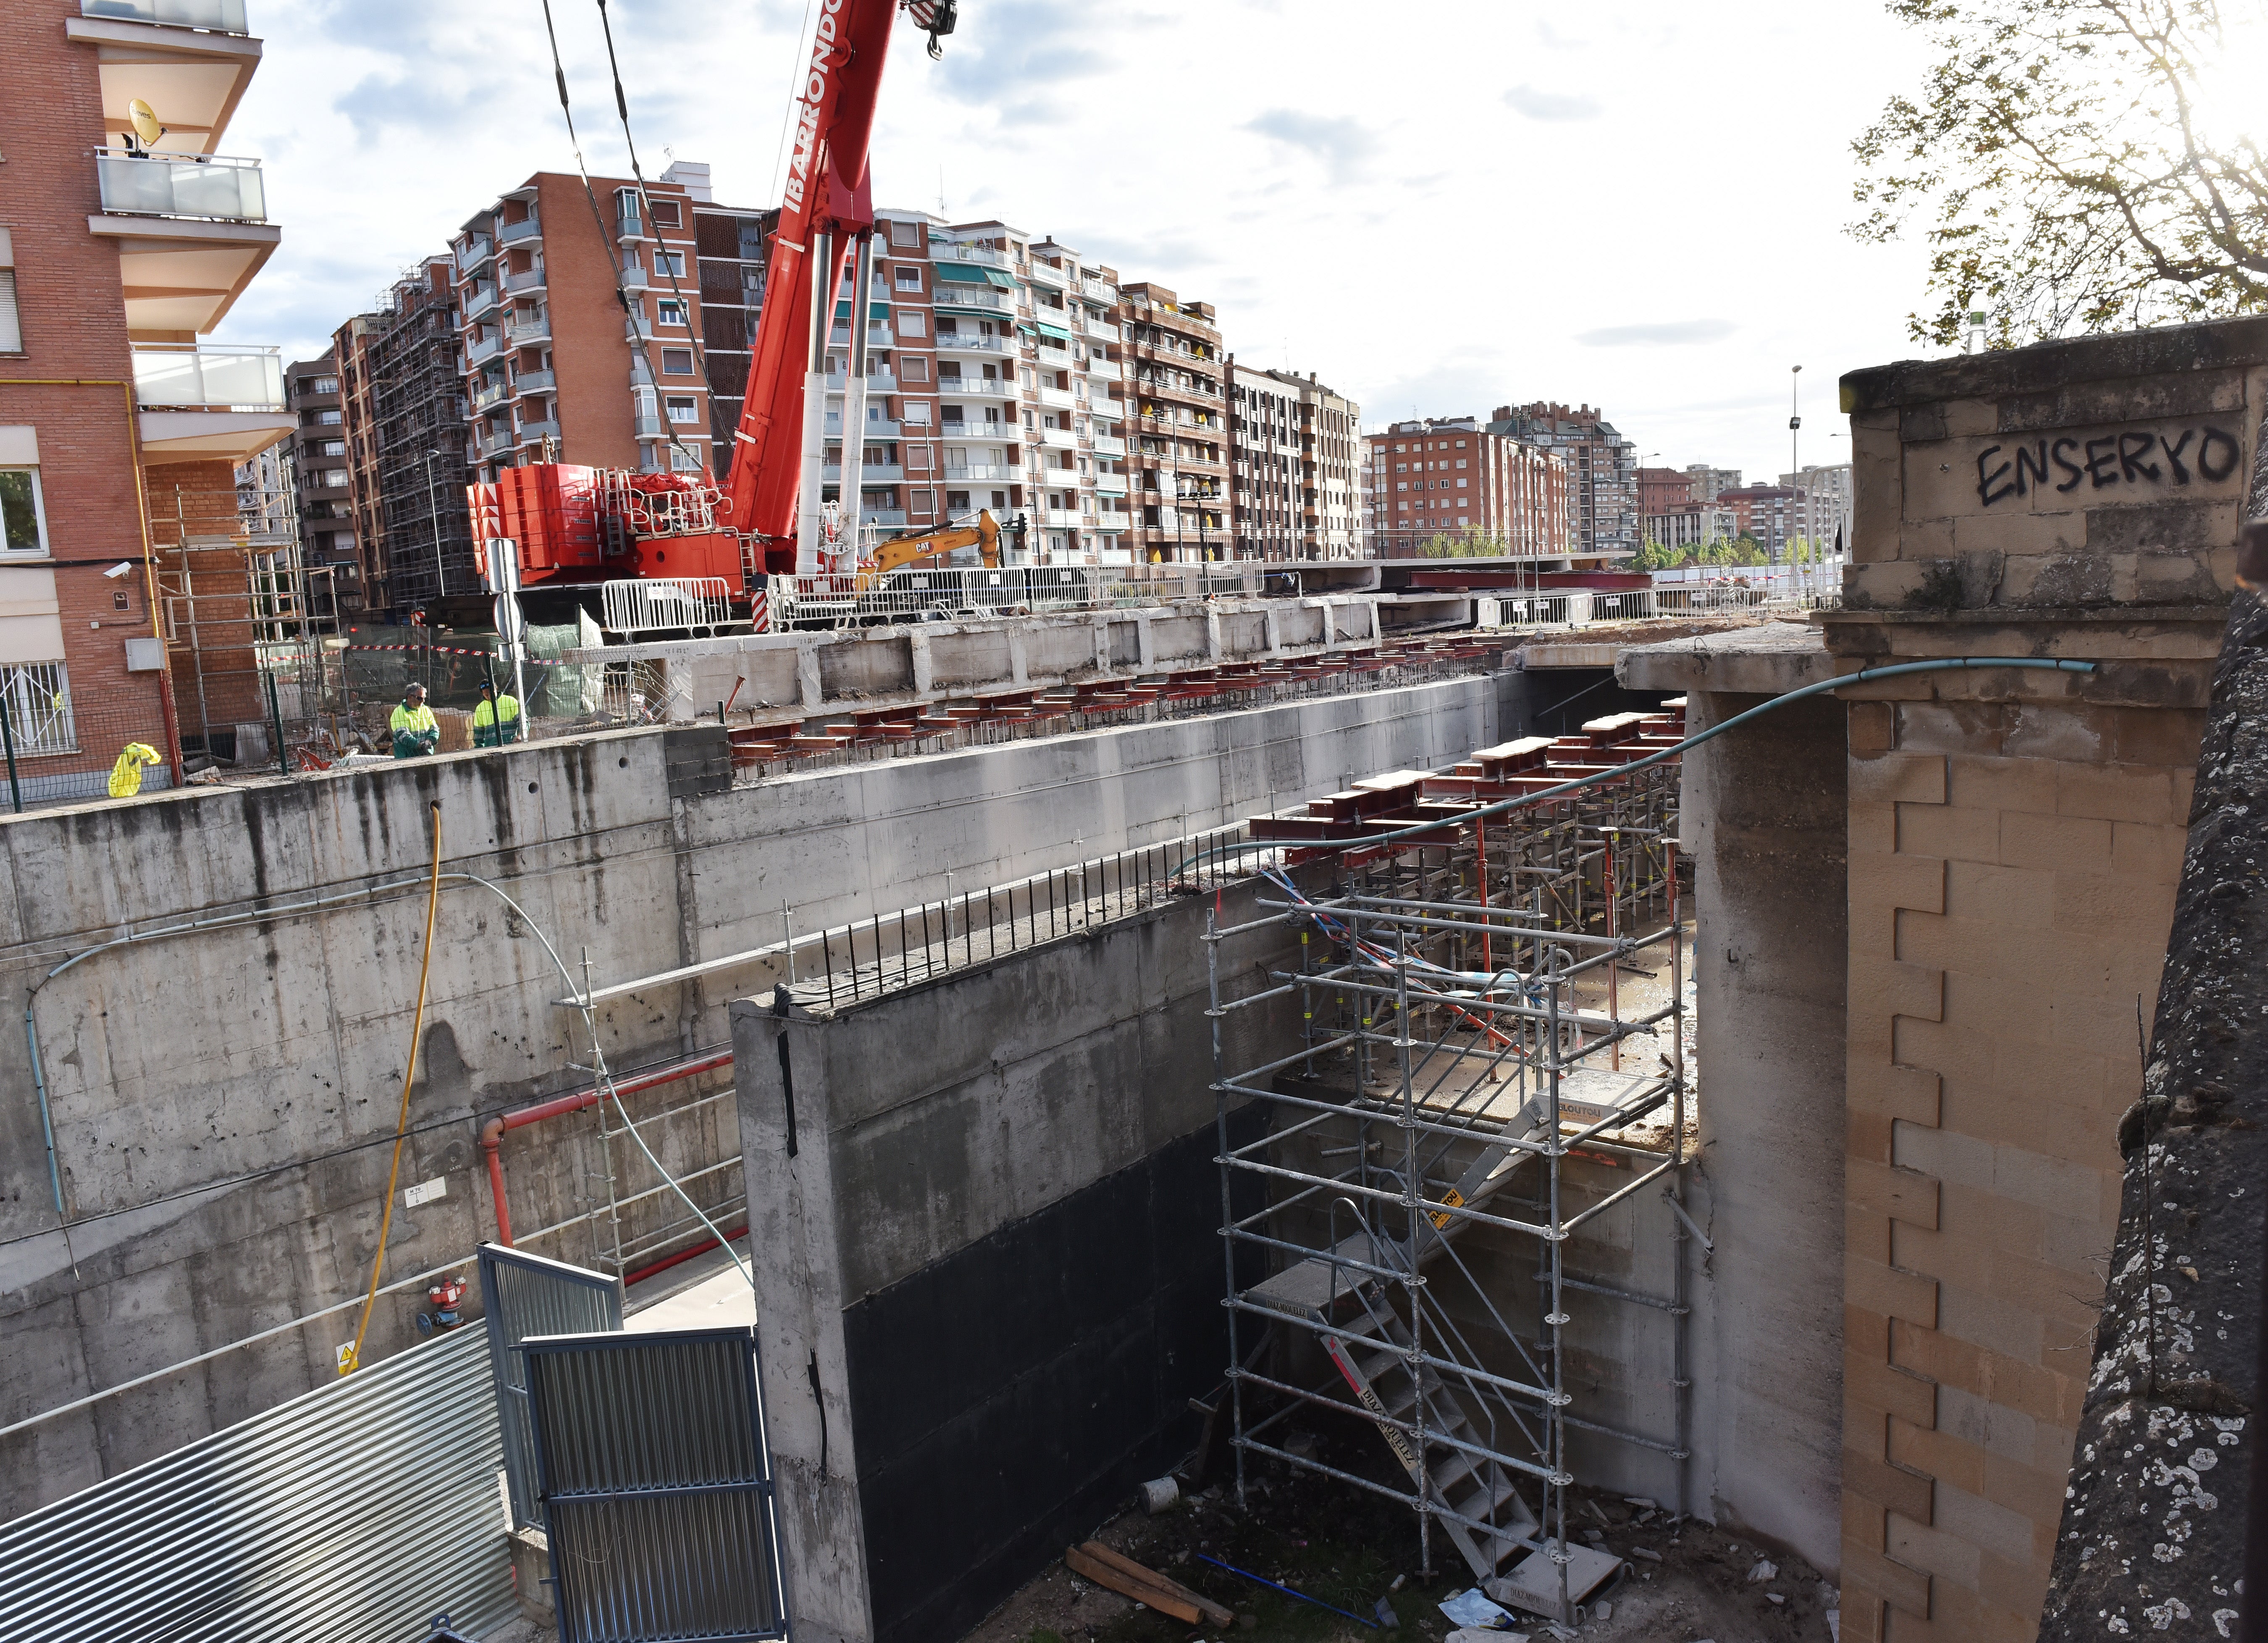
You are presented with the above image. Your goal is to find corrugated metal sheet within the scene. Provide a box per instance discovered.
[526,1328,788,1642]
[478,1241,625,1531]
[0,1327,514,1643]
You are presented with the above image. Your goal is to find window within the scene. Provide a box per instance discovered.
[661,348,695,375]
[1456,459,1467,469]
[913,488,934,513]
[1457,478,1468,488]
[895,266,923,291]
[889,220,920,247]
[666,396,699,423]
[655,251,687,277]
[897,310,926,337]
[318,439,346,457]
[0,467,46,554]
[669,444,703,473]
[0,661,74,754]
[903,401,932,425]
[0,230,17,353]
[648,199,682,228]
[657,299,688,328]
[902,357,927,382]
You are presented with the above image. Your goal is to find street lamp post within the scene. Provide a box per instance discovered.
[422,448,449,600]
[1787,365,1803,567]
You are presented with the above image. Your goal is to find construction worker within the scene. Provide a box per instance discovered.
[472,681,521,747]
[107,742,163,797]
[390,682,439,758]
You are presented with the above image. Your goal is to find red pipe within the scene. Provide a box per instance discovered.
[480,1047,735,1245]
[624,1223,748,1288]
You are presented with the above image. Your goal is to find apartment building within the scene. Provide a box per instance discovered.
[1229,365,1361,559]
[1685,463,1741,504]
[1362,417,1571,558]
[827,207,942,544]
[688,176,777,483]
[279,353,358,614]
[448,163,715,501]
[924,222,1129,562]
[332,260,472,615]
[1780,461,1853,549]
[1486,403,1638,559]
[1,0,293,801]
[1635,464,1694,516]
[1643,501,1740,552]
[1115,281,1228,562]
[1719,482,1805,558]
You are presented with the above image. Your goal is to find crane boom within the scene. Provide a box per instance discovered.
[726,0,902,574]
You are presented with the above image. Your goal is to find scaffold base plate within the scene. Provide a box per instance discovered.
[1486,1543,1623,1618]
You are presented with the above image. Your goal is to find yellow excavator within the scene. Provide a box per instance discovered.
[855,508,1007,588]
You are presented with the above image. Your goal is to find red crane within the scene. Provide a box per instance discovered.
[468,0,960,622]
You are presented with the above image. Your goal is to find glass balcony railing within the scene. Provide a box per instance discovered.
[81,0,249,32]
[96,149,265,223]
[499,217,542,244]
[132,344,281,409]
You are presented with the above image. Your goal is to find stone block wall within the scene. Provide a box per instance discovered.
[1830,321,2247,1639]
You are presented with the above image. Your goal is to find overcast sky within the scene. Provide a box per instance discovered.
[221,0,1945,482]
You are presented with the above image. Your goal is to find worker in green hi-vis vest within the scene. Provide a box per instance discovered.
[473,682,522,747]
[390,682,438,758]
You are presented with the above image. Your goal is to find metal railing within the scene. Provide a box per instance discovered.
[499,216,541,243]
[602,577,735,636]
[792,826,1252,1013]
[934,332,1011,354]
[766,562,1269,627]
[81,0,247,28]
[131,344,282,411]
[938,378,1014,398]
[95,148,265,222]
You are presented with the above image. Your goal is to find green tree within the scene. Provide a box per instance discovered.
[1417,530,1513,559]
[1853,0,2268,346]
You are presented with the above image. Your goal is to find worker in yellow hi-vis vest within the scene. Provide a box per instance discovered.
[472,682,521,747]
[390,682,439,758]
[108,742,163,797]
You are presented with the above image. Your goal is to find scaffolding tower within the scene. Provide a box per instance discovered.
[1209,804,1690,1627]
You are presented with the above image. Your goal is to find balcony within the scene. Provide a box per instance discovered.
[515,419,561,445]
[633,414,666,438]
[504,312,551,346]
[455,234,494,275]
[820,464,907,484]
[1094,473,1129,496]
[864,509,910,527]
[934,287,1013,313]
[823,414,903,438]
[466,331,503,366]
[514,367,556,395]
[471,378,511,413]
[1039,425,1076,450]
[132,342,294,462]
[824,371,898,392]
[1080,278,1115,301]
[1091,433,1127,457]
[936,244,1011,269]
[70,4,260,176]
[1028,261,1069,289]
[499,216,541,244]
[937,376,1014,398]
[944,463,1013,481]
[504,266,546,295]
[462,282,498,319]
[1092,514,1131,531]
[934,332,1011,356]
[97,147,263,220]
[1039,386,1077,412]
[828,326,896,351]
[621,263,651,291]
[484,429,517,456]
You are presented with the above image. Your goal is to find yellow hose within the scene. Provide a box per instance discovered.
[341,801,444,1374]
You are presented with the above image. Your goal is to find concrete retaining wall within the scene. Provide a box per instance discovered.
[731,883,1300,1643]
[0,672,1501,1520]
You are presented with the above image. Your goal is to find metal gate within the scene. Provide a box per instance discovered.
[477,1241,625,1532]
[0,1328,512,1643]
[525,1328,789,1642]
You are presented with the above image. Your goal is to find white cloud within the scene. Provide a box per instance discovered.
[1504,84,1601,122]
[213,0,1940,478]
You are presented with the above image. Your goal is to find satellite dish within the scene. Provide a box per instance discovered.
[128,98,163,150]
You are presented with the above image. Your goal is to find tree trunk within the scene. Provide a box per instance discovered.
[2039,588,2268,1639]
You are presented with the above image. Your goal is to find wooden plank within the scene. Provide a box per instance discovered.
[1067,1542,1234,1628]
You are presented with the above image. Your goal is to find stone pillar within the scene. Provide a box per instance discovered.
[1829,320,2244,1641]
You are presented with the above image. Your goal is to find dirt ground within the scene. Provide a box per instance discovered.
[959,1437,1836,1643]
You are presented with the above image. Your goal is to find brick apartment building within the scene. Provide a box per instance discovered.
[1719,482,1805,558]
[1,0,293,802]
[1116,281,1227,562]
[1780,460,1853,550]
[1229,365,1360,559]
[1486,402,1638,558]
[1361,417,1571,558]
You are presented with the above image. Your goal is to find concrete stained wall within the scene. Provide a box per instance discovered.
[1680,685,1850,1570]
[0,673,1501,1522]
[732,884,1300,1643]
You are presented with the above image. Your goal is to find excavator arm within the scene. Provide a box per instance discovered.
[863,509,999,582]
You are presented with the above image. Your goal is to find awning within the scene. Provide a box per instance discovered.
[833,301,892,320]
[934,263,991,284]
[1032,321,1073,342]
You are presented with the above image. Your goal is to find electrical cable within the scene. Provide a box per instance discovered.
[341,801,444,1375]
